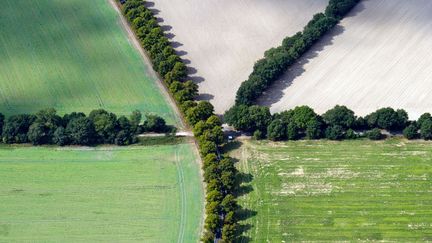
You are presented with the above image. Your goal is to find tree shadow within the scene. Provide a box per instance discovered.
[189,76,204,84]
[197,93,214,101]
[257,24,346,107]
[221,140,243,153]
[257,2,367,108]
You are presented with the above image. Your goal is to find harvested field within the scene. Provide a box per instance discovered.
[0,144,204,242]
[0,0,181,125]
[151,0,328,114]
[260,0,432,119]
[232,139,432,242]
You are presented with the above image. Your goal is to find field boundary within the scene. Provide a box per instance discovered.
[108,0,186,130]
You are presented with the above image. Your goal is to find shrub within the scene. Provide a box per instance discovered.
[325,0,360,19]
[253,130,264,140]
[366,108,408,131]
[322,105,356,129]
[345,129,358,139]
[367,128,383,140]
[325,125,345,140]
[403,124,419,140]
[267,119,286,141]
[420,119,432,140]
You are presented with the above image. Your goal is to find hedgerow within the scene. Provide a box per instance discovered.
[119,0,239,241]
[234,1,359,106]
[0,108,170,146]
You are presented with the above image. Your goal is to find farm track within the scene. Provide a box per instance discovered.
[175,146,187,243]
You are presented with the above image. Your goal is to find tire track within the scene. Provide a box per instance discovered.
[175,146,187,243]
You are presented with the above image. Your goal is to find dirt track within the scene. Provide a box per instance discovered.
[152,0,327,114]
[259,0,432,119]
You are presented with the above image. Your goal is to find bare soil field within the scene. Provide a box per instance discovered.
[259,0,432,119]
[151,0,328,114]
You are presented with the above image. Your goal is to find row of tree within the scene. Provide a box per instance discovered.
[0,108,171,146]
[121,1,238,241]
[234,0,359,106]
[225,105,432,141]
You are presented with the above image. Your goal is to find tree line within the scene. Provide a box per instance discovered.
[121,1,238,241]
[225,105,432,141]
[234,0,360,106]
[0,108,171,146]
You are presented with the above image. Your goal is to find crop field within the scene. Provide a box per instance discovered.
[260,0,432,120]
[0,0,180,125]
[233,139,432,242]
[0,144,203,242]
[152,0,327,114]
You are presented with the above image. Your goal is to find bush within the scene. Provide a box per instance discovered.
[420,119,432,140]
[366,108,408,131]
[253,130,264,140]
[325,0,360,19]
[325,125,345,140]
[345,129,358,139]
[267,119,286,141]
[224,105,271,133]
[142,114,168,133]
[403,124,419,140]
[322,105,356,129]
[367,128,383,140]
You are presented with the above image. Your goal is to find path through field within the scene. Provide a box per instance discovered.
[259,0,432,119]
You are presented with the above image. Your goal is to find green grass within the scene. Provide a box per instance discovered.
[0,143,203,242]
[234,139,432,242]
[0,0,180,125]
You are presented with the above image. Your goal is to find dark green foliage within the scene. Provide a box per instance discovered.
[224,105,272,133]
[367,128,384,140]
[53,127,68,146]
[27,122,50,145]
[0,113,4,136]
[420,119,432,140]
[323,105,356,129]
[89,109,118,143]
[366,108,408,131]
[325,0,360,19]
[142,114,169,133]
[403,124,419,140]
[345,129,358,139]
[129,110,142,134]
[2,114,35,144]
[306,118,323,139]
[121,1,239,239]
[325,125,345,140]
[186,101,214,126]
[287,123,300,140]
[267,119,286,141]
[417,113,431,128]
[253,130,264,140]
[235,8,340,105]
[290,106,318,130]
[66,117,96,145]
[221,223,237,242]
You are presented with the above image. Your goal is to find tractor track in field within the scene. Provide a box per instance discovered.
[175,145,187,243]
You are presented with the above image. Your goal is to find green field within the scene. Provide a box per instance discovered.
[0,0,180,125]
[0,144,203,242]
[234,139,432,242]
